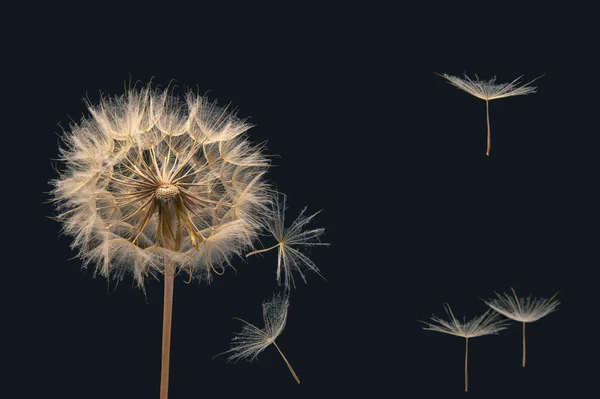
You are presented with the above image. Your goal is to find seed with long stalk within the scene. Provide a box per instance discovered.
[421,303,510,392]
[484,288,559,367]
[437,72,543,156]
[217,293,300,384]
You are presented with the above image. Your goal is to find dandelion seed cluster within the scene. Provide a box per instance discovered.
[52,87,272,285]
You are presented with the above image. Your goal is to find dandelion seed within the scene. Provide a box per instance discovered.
[246,193,328,290]
[421,303,510,392]
[50,85,273,399]
[438,72,543,156]
[218,293,300,384]
[484,288,559,367]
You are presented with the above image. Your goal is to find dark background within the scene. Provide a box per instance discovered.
[6,3,596,399]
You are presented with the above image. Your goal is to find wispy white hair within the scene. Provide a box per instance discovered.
[484,289,559,323]
[247,193,328,290]
[51,85,272,286]
[225,293,289,362]
[422,303,510,338]
[438,73,541,100]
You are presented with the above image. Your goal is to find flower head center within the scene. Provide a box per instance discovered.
[155,184,179,202]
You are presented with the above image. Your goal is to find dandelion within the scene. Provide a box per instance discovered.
[438,72,543,156]
[50,85,272,399]
[421,303,510,392]
[484,288,559,367]
[219,293,300,384]
[246,193,328,290]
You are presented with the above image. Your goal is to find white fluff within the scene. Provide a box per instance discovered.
[219,293,301,383]
[484,288,559,367]
[51,86,272,286]
[422,303,511,392]
[437,72,543,156]
[225,293,289,362]
[247,193,329,290]
[484,288,560,323]
[422,303,510,338]
[438,73,541,100]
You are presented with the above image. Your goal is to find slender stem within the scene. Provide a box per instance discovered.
[160,203,178,399]
[465,337,469,392]
[522,322,526,368]
[245,244,280,258]
[272,341,300,384]
[160,262,175,399]
[485,99,491,156]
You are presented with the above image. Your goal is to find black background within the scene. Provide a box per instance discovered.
[6,3,596,399]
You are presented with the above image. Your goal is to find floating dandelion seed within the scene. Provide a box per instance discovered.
[50,85,273,399]
[218,293,300,384]
[421,303,510,392]
[484,288,559,367]
[438,72,543,156]
[246,193,328,290]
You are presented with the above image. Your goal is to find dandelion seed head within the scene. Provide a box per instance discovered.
[484,289,559,323]
[51,85,272,286]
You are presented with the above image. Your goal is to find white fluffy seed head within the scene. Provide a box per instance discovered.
[51,85,273,286]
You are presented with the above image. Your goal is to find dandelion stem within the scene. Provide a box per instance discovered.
[272,341,300,384]
[522,322,526,368]
[160,204,178,399]
[245,244,280,257]
[160,261,175,399]
[485,99,491,156]
[465,337,469,392]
